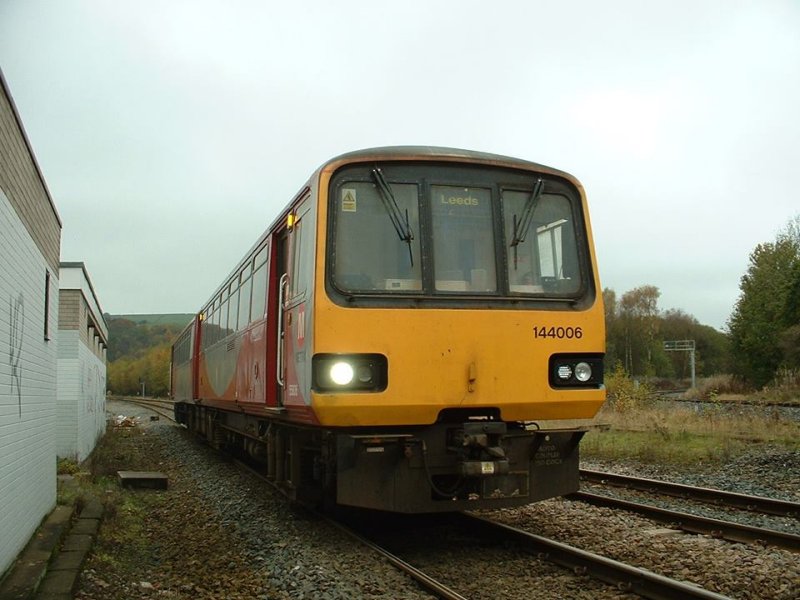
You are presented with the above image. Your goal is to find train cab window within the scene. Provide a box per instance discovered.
[502,190,581,295]
[431,186,496,292]
[334,181,422,292]
[328,163,590,305]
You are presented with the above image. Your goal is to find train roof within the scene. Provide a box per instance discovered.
[320,146,574,179]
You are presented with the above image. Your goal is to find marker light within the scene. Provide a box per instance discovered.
[330,362,355,385]
[574,362,592,382]
[548,354,604,388]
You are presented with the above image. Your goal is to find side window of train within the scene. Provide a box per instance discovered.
[250,244,269,322]
[288,197,314,302]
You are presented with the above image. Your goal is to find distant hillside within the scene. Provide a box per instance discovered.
[106,314,192,363]
[109,313,194,328]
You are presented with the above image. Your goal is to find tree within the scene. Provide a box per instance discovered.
[618,285,661,376]
[728,216,800,387]
[604,287,730,379]
[602,288,620,370]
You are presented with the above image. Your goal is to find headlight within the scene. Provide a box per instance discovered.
[574,362,592,382]
[549,354,604,388]
[330,362,355,385]
[313,354,388,392]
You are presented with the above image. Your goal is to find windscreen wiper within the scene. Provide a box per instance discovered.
[510,178,544,269]
[372,167,414,266]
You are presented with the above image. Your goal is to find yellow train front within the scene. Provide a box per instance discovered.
[173,146,605,513]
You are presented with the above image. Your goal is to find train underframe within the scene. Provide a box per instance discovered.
[175,401,585,513]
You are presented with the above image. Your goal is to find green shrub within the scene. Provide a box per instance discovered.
[57,457,80,475]
[605,362,653,412]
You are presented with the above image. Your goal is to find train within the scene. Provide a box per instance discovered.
[170,146,605,513]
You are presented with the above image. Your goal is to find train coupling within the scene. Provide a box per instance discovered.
[457,421,509,476]
[461,459,510,477]
[459,421,507,455]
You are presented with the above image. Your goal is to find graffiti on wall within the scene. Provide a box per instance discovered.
[83,362,106,415]
[8,293,25,417]
[82,359,107,453]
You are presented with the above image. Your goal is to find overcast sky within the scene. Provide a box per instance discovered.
[1,1,798,330]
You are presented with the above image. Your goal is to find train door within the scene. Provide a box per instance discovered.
[192,313,201,400]
[275,230,290,406]
[279,196,315,412]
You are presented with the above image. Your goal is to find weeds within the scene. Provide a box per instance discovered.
[586,393,799,466]
[605,362,654,412]
[759,367,800,404]
[57,457,80,475]
[589,365,799,465]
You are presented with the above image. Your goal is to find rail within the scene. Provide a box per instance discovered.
[460,513,732,600]
[568,491,800,552]
[323,517,468,600]
[230,457,466,600]
[112,396,176,422]
[580,469,800,519]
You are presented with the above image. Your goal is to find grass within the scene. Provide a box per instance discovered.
[56,423,168,584]
[584,368,800,465]
[582,427,745,464]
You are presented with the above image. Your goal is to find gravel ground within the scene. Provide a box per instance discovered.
[75,400,432,600]
[483,450,800,600]
[74,400,799,599]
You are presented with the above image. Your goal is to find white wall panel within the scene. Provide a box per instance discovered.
[0,189,58,576]
[57,332,106,461]
[76,342,106,460]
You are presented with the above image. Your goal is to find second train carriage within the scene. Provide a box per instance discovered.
[171,146,605,513]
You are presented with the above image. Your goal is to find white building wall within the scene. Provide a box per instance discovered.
[56,333,106,461]
[0,189,58,575]
[56,265,108,463]
[77,340,106,460]
[56,330,79,458]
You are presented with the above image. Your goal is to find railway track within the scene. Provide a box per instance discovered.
[229,457,469,599]
[577,469,800,551]
[458,513,731,600]
[112,396,176,422]
[580,469,800,518]
[230,453,730,599]
[336,508,733,600]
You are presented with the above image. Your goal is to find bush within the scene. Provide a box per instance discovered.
[605,362,653,412]
[57,457,80,475]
